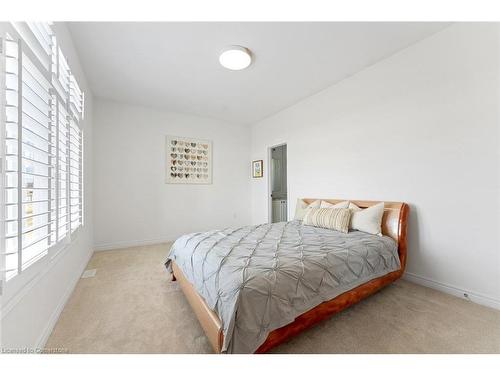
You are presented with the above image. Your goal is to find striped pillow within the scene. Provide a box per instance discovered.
[303,208,352,233]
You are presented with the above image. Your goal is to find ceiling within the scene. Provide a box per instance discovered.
[68,22,449,125]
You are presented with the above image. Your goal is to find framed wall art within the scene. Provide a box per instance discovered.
[166,136,212,184]
[252,160,263,178]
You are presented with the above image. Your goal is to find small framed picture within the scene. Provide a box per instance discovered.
[252,160,263,178]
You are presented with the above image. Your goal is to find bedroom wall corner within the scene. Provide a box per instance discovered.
[92,99,252,251]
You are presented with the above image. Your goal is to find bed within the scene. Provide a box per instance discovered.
[165,199,409,353]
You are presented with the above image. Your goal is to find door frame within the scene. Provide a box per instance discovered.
[267,142,288,223]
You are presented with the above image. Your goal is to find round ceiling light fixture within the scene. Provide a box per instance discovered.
[219,46,252,71]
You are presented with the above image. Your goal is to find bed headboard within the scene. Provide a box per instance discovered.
[302,199,410,271]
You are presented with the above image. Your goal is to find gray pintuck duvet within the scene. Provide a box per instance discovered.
[165,220,400,353]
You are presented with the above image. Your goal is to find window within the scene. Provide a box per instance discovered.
[1,22,84,283]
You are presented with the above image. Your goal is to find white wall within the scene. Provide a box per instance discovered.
[250,24,500,308]
[93,99,251,250]
[1,23,94,348]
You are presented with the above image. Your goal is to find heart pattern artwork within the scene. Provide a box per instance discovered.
[166,136,212,184]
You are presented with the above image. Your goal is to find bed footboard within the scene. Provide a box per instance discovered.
[172,262,223,352]
[172,261,404,353]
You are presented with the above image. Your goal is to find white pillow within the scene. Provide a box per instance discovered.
[349,202,385,235]
[294,199,321,220]
[347,202,360,210]
[320,200,349,209]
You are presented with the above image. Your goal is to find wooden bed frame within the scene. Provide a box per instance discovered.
[171,199,410,353]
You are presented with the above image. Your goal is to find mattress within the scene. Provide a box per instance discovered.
[165,220,400,353]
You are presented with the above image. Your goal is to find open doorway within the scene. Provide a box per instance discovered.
[269,144,288,223]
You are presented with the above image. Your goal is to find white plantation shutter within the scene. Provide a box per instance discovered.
[26,22,52,62]
[3,35,55,278]
[49,92,57,245]
[1,22,84,285]
[52,43,70,100]
[10,22,52,71]
[19,51,55,269]
[3,34,21,280]
[70,74,84,120]
[69,118,82,231]
[57,101,69,240]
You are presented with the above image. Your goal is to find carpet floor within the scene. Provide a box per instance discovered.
[45,243,500,354]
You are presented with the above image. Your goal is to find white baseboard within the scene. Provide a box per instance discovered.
[93,237,175,252]
[403,272,500,310]
[34,247,94,349]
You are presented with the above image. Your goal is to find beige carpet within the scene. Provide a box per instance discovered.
[45,243,500,354]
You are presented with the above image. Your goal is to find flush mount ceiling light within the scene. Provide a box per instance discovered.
[219,46,252,71]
